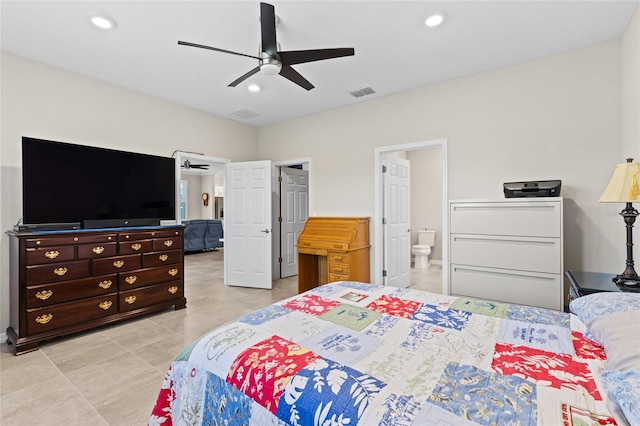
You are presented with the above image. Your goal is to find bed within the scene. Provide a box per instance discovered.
[149,281,640,425]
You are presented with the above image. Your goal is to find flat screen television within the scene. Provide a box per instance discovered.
[22,137,176,229]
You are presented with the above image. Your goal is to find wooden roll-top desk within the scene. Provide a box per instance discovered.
[297,217,370,293]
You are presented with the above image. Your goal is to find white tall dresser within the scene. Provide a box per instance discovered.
[449,198,564,310]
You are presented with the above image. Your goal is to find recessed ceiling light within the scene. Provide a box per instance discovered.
[248,84,261,92]
[425,12,446,28]
[90,15,117,29]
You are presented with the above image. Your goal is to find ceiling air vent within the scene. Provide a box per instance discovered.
[231,109,259,119]
[349,87,376,98]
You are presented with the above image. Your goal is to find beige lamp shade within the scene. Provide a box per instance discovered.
[599,159,640,203]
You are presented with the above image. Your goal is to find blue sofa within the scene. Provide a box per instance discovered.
[183,219,224,252]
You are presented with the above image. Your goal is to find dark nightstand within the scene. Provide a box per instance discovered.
[566,270,640,299]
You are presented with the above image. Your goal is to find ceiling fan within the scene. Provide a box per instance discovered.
[181,159,209,170]
[178,2,355,91]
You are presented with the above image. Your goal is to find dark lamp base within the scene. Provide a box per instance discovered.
[613,274,640,287]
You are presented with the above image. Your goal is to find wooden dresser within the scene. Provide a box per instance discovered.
[297,217,370,293]
[6,225,186,355]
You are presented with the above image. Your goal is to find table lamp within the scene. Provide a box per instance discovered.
[599,158,640,285]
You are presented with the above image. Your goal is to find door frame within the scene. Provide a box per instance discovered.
[373,139,448,293]
[272,158,312,280]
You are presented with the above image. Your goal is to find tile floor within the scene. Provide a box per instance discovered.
[0,250,442,425]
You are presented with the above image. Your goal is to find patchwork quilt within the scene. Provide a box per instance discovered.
[149,282,618,425]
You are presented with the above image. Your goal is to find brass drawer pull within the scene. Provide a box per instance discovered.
[168,268,178,277]
[163,240,173,247]
[125,275,137,285]
[124,295,137,304]
[53,267,68,276]
[44,250,59,259]
[168,286,178,294]
[92,246,105,254]
[35,314,53,325]
[159,254,168,262]
[98,280,112,289]
[131,243,142,251]
[35,290,53,300]
[113,260,124,268]
[98,301,113,310]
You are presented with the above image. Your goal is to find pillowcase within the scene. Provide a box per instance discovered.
[569,292,640,324]
[601,369,640,426]
[587,310,640,371]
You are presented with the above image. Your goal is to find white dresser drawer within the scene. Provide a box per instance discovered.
[450,201,561,237]
[450,234,561,273]
[450,264,562,310]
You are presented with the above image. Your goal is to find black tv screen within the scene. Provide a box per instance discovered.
[22,137,176,228]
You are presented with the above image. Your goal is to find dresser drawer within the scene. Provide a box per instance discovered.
[328,262,350,275]
[119,239,153,255]
[450,234,561,273]
[298,240,348,251]
[25,233,117,248]
[120,231,156,241]
[151,229,183,239]
[92,254,142,275]
[329,273,350,282]
[26,274,117,308]
[298,246,328,256]
[450,264,562,310]
[450,201,561,237]
[119,280,183,312]
[153,237,182,251]
[119,265,182,290]
[27,294,118,334]
[77,242,117,259]
[142,250,182,268]
[26,246,75,265]
[26,260,90,285]
[328,252,348,263]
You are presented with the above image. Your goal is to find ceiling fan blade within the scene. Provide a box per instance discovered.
[260,2,278,57]
[279,65,314,91]
[178,40,260,60]
[228,66,261,87]
[279,48,355,66]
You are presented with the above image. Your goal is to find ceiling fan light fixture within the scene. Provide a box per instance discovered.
[248,84,261,92]
[260,58,282,75]
[425,12,446,28]
[90,15,117,29]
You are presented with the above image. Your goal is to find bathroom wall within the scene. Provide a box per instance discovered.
[408,146,443,263]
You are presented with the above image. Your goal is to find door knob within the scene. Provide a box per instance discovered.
[261,229,271,233]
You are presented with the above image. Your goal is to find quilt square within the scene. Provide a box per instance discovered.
[276,358,386,426]
[204,374,253,425]
[226,335,321,414]
[319,304,381,331]
[411,304,472,331]
[506,304,571,328]
[366,294,421,318]
[492,343,602,400]
[571,331,606,360]
[560,402,616,426]
[282,294,341,316]
[300,325,382,365]
[238,304,292,325]
[497,319,574,355]
[450,297,509,318]
[429,362,537,426]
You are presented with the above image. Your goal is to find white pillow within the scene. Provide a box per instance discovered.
[587,310,640,371]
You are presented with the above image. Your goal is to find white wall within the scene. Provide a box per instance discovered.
[622,6,640,156]
[0,52,259,336]
[259,41,625,283]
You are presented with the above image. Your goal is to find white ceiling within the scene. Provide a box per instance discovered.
[1,1,638,128]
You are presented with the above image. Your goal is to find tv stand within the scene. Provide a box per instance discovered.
[6,225,186,355]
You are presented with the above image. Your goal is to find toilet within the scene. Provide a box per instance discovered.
[412,229,436,269]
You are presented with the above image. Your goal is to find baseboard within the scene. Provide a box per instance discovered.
[431,259,443,266]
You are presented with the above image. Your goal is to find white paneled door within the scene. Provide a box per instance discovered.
[383,156,411,288]
[280,167,309,278]
[225,161,272,289]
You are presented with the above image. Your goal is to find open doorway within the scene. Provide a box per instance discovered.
[374,139,448,293]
